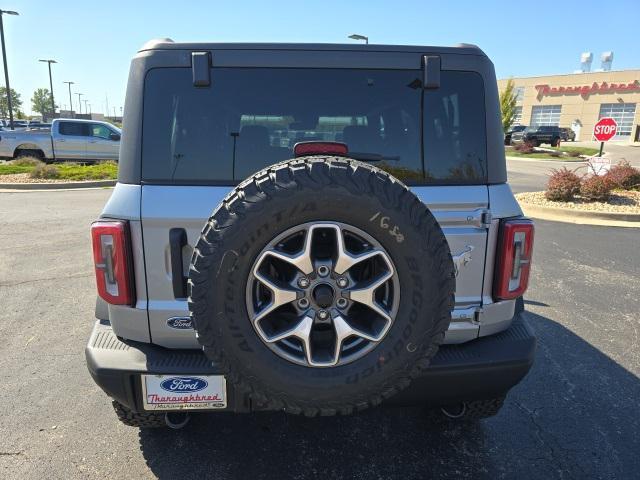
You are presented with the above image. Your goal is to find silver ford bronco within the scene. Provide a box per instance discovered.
[86,40,536,429]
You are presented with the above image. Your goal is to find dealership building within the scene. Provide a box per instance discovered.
[498,68,640,143]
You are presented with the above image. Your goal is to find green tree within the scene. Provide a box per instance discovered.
[0,87,23,118]
[31,88,56,117]
[499,78,518,133]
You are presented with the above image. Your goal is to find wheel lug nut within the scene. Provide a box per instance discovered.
[317,265,330,277]
[298,298,310,309]
[336,298,348,309]
[336,277,348,288]
[317,310,329,320]
[297,277,310,288]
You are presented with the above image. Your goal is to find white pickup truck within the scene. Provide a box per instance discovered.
[0,118,120,162]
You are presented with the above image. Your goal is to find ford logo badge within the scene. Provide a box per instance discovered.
[167,317,193,330]
[160,377,208,393]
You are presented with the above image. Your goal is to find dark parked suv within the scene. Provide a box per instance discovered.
[86,40,536,429]
[510,125,563,147]
[504,125,526,145]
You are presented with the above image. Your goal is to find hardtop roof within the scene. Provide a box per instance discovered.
[138,39,486,57]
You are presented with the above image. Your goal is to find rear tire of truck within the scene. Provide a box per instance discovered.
[15,149,44,160]
[439,396,506,421]
[111,401,166,428]
[189,157,456,417]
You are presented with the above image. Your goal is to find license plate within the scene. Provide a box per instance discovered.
[141,375,227,411]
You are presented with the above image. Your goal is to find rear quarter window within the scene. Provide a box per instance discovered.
[423,71,487,184]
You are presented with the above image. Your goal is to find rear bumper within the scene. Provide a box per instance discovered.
[86,311,536,413]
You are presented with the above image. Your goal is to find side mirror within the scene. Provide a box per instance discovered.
[110,133,121,141]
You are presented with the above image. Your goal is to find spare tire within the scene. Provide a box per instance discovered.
[188,157,455,416]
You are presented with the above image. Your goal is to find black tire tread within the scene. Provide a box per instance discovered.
[188,157,455,417]
[112,401,166,428]
[441,396,505,422]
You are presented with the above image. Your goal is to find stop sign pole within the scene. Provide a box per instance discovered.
[593,117,618,157]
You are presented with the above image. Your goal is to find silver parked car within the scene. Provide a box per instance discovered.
[86,40,536,429]
[0,118,120,162]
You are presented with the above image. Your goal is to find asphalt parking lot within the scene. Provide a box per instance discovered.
[0,171,638,478]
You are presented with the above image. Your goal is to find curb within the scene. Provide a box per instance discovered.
[518,201,640,228]
[0,180,116,190]
[505,156,588,163]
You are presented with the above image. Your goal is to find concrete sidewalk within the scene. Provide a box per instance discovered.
[569,141,640,166]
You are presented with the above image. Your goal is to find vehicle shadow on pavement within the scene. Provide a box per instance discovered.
[137,310,640,480]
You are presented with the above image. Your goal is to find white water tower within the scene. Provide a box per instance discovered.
[579,52,593,73]
[601,52,614,71]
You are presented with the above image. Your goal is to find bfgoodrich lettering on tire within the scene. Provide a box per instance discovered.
[188,157,455,416]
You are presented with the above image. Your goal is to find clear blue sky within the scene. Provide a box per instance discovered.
[4,0,638,115]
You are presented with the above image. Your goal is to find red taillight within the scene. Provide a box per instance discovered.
[493,219,534,301]
[294,141,348,157]
[91,220,135,306]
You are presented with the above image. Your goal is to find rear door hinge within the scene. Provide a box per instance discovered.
[481,210,493,227]
[452,306,482,325]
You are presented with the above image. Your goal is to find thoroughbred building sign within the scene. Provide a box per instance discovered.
[535,80,640,99]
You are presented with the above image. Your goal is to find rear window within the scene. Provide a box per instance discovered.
[59,121,89,136]
[142,68,486,184]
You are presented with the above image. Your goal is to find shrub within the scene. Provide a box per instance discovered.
[514,142,535,154]
[580,175,613,202]
[605,161,640,190]
[55,161,118,180]
[545,167,581,201]
[30,164,60,179]
[10,156,44,167]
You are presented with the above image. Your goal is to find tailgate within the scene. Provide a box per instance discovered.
[140,184,489,348]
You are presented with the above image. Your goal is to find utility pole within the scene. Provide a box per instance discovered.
[63,81,74,116]
[83,99,89,117]
[39,59,57,118]
[77,93,83,114]
[0,10,19,129]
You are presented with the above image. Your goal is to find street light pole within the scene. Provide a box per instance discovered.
[0,10,19,130]
[77,93,83,114]
[39,59,57,118]
[83,99,89,117]
[63,81,74,116]
[348,33,368,44]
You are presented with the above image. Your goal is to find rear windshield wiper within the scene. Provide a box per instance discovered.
[348,152,401,162]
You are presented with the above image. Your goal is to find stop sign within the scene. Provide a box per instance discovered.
[593,117,618,141]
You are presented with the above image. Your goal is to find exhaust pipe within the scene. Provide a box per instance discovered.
[165,411,191,429]
[440,403,467,419]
